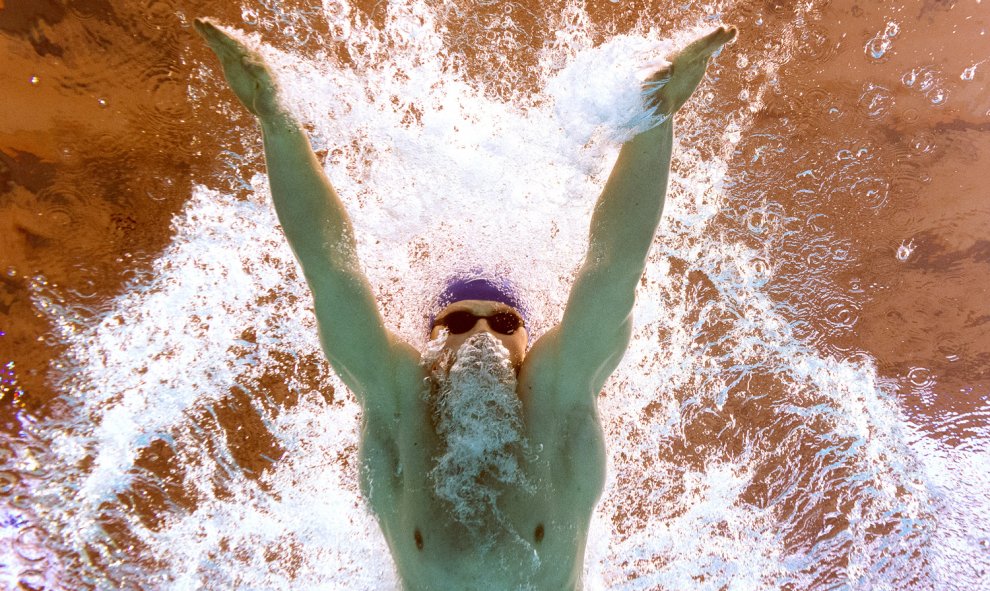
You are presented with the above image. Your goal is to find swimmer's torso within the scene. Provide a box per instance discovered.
[358,351,607,590]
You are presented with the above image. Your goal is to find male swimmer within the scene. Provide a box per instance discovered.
[195,18,736,590]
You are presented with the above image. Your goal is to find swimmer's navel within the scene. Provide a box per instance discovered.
[414,528,424,550]
[534,523,544,543]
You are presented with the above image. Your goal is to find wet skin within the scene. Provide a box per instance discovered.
[363,300,607,589]
[195,17,736,589]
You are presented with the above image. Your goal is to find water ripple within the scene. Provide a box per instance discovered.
[907,366,936,390]
[797,23,837,63]
[857,83,894,119]
[822,295,861,331]
[929,408,990,447]
[13,526,49,563]
[850,176,891,210]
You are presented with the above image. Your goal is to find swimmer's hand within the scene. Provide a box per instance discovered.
[644,25,738,119]
[193,18,283,121]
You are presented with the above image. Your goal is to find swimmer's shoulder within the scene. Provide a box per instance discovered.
[518,325,590,402]
[353,334,425,425]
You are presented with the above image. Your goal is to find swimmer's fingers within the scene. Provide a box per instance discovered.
[674,25,738,65]
[194,18,281,118]
[641,25,737,118]
[194,19,274,82]
[194,18,244,62]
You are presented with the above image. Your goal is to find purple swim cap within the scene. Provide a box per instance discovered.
[429,273,527,330]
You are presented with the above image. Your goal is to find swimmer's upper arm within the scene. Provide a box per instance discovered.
[307,268,421,417]
[530,250,639,402]
[257,120,420,415]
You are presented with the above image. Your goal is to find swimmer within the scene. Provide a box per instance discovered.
[195,18,736,590]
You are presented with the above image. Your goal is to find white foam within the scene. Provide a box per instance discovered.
[907,424,990,590]
[425,333,531,532]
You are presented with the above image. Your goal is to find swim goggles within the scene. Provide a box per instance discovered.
[433,310,525,335]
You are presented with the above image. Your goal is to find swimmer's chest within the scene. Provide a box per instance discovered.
[358,380,604,590]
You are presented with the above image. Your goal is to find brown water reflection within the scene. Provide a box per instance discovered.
[0,0,988,586]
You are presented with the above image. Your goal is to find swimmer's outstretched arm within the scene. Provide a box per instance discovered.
[194,19,418,412]
[535,26,737,397]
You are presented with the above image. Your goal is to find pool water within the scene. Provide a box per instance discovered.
[1,0,988,589]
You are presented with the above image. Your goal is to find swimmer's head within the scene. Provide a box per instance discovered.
[428,273,529,370]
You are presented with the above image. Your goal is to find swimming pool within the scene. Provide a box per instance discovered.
[1,0,988,588]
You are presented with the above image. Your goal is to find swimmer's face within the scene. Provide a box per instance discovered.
[430,300,528,370]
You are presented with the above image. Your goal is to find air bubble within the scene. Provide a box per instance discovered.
[14,526,48,562]
[961,65,977,81]
[865,35,891,60]
[323,0,349,18]
[910,131,936,154]
[242,7,259,25]
[896,239,915,261]
[865,22,898,60]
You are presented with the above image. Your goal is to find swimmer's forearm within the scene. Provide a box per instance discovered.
[586,119,673,275]
[554,119,674,388]
[260,114,361,274]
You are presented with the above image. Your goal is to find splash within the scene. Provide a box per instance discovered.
[423,332,532,536]
[10,0,943,589]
